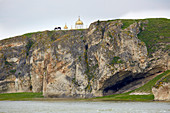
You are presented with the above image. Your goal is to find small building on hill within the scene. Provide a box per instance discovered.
[75,16,83,29]
[64,24,68,30]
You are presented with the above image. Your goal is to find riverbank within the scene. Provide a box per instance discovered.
[1,92,170,102]
[0,92,154,102]
[0,92,43,101]
[0,70,169,102]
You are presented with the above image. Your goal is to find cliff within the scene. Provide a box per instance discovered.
[0,18,169,98]
[152,83,170,101]
[152,71,170,101]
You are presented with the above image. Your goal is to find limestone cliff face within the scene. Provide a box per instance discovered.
[0,36,31,93]
[0,19,169,98]
[152,83,170,101]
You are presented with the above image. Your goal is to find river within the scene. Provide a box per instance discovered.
[0,101,170,113]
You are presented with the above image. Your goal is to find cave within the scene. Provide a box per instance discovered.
[101,71,136,96]
[101,67,164,96]
[103,75,141,95]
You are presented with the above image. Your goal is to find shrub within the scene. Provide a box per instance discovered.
[26,40,34,56]
[10,69,16,74]
[110,56,123,65]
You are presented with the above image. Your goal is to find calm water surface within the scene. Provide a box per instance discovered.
[0,101,170,113]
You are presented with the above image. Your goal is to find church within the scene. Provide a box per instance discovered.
[75,16,83,29]
[64,16,84,30]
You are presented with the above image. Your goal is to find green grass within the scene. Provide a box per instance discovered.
[161,73,170,83]
[0,92,43,101]
[137,18,170,56]
[154,71,170,88]
[93,92,154,101]
[111,94,154,101]
[120,19,137,29]
[107,18,170,56]
[75,29,87,31]
[110,56,123,65]
[23,31,43,38]
[134,70,170,93]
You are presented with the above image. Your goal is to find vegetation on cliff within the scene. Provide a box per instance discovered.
[135,70,170,93]
[153,70,170,89]
[119,18,170,56]
[0,18,169,100]
[138,18,170,56]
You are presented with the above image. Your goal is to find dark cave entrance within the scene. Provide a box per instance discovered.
[102,71,136,96]
[101,67,163,96]
[102,76,140,96]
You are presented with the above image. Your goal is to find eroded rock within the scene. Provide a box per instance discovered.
[152,83,170,101]
[0,20,169,98]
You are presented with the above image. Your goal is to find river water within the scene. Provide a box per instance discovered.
[0,101,170,113]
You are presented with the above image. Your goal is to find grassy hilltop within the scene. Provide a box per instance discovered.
[22,18,170,55]
[117,18,170,56]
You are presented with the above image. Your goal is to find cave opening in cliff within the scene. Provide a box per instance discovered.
[102,71,144,96]
[102,68,164,96]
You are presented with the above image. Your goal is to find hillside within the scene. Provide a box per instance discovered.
[0,18,169,100]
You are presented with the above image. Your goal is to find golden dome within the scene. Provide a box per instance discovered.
[64,24,68,29]
[75,17,83,25]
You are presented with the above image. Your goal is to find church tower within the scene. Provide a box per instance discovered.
[75,16,83,29]
[64,23,68,30]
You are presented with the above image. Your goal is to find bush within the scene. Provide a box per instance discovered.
[26,40,34,56]
[10,69,16,74]
[110,56,123,65]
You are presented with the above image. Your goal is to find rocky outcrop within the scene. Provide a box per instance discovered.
[152,83,170,101]
[0,19,169,98]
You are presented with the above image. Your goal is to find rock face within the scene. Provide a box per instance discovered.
[152,83,170,101]
[0,19,169,98]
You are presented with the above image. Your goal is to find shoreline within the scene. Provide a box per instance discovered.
[1,97,170,102]
[0,93,169,102]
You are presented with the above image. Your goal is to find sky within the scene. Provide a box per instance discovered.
[0,0,170,40]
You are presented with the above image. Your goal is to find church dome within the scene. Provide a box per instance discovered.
[75,17,83,25]
[64,24,68,29]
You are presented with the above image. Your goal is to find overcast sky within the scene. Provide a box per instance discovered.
[0,0,170,40]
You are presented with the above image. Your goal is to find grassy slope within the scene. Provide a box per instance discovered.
[120,19,137,29]
[0,92,43,101]
[107,18,170,57]
[93,70,170,101]
[120,18,170,56]
[138,18,170,56]
[134,70,170,93]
